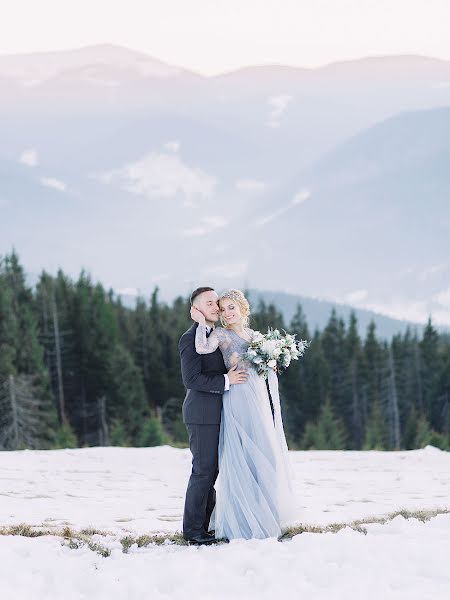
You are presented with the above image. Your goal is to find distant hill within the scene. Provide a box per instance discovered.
[247,290,443,340]
[243,105,450,328]
[115,286,443,340]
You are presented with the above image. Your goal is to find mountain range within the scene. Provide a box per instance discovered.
[1,44,449,331]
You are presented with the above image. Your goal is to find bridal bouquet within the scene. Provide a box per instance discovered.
[241,328,309,378]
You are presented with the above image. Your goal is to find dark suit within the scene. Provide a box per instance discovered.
[179,323,227,538]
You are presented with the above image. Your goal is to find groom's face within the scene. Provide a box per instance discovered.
[194,290,220,323]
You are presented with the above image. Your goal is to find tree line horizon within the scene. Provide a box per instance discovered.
[1,250,449,452]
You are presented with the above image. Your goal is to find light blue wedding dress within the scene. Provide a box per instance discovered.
[195,325,296,540]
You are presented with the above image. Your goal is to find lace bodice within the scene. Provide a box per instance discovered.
[195,325,254,370]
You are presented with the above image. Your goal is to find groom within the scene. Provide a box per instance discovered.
[179,286,247,544]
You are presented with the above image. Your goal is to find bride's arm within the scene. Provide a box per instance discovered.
[190,305,225,354]
[195,323,221,354]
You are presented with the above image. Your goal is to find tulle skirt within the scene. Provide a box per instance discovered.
[212,369,296,540]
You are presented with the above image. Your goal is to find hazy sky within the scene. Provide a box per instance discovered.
[1,0,450,74]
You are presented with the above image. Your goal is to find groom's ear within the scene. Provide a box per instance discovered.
[191,298,201,310]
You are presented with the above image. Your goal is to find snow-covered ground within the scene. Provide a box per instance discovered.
[1,446,449,599]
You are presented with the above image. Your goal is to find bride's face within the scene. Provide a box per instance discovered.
[220,298,242,326]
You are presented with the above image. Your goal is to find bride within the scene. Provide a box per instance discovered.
[191,288,296,540]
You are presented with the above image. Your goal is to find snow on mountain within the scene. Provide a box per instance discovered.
[1,46,449,327]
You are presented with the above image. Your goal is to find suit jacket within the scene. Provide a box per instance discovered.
[179,323,227,424]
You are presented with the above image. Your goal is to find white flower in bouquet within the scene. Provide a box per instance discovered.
[281,350,291,368]
[241,327,309,378]
[261,339,279,355]
[252,331,264,343]
[297,340,308,353]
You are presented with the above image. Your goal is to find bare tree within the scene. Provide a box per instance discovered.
[0,375,43,450]
[386,347,401,449]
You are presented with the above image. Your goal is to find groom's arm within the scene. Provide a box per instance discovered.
[179,334,225,395]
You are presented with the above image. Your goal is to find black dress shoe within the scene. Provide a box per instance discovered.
[206,530,229,543]
[184,534,217,545]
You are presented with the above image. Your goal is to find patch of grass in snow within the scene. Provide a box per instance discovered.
[0,523,112,557]
[280,506,450,540]
[61,535,111,558]
[120,531,188,552]
[79,526,111,536]
[1,523,49,538]
[58,525,112,557]
[2,507,449,555]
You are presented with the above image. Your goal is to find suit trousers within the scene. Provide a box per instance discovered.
[183,423,220,538]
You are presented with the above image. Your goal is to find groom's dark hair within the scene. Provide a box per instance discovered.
[190,286,215,305]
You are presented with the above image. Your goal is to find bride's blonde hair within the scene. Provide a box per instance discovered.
[219,289,251,328]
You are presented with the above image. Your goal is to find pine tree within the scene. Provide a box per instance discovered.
[251,299,285,332]
[420,318,443,430]
[0,252,57,448]
[363,399,386,450]
[345,312,364,449]
[138,417,168,447]
[403,404,419,450]
[321,309,349,438]
[411,413,449,450]
[132,297,152,411]
[303,330,331,422]
[52,421,78,449]
[385,344,401,449]
[35,272,72,425]
[161,396,189,445]
[0,271,17,379]
[414,414,433,448]
[361,321,387,450]
[109,420,131,446]
[106,344,147,444]
[63,273,123,445]
[362,321,383,406]
[438,342,450,441]
[281,304,310,445]
[392,328,423,431]
[129,290,171,414]
[300,398,347,450]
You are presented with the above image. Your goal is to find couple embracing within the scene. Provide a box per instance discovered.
[179,287,296,544]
